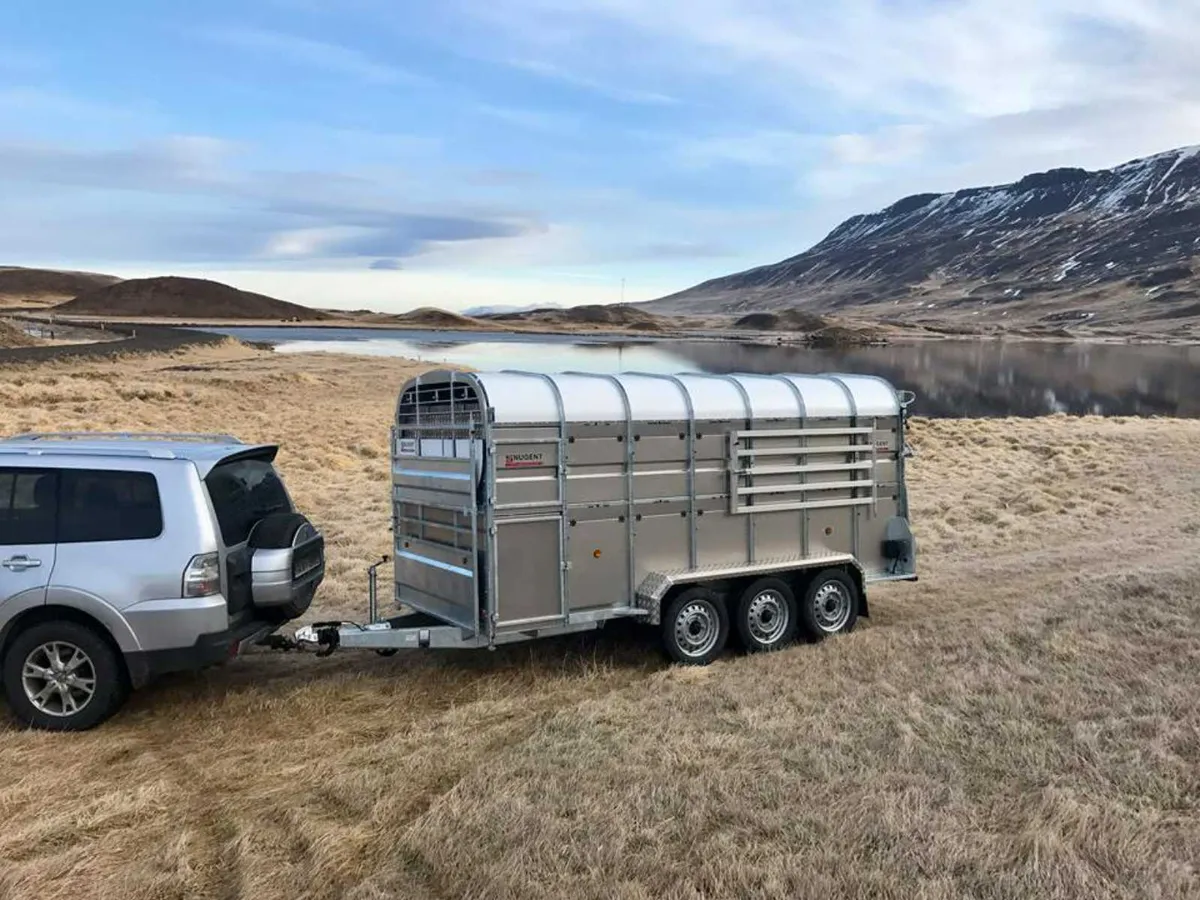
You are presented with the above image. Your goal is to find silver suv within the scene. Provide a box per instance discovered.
[0,432,325,731]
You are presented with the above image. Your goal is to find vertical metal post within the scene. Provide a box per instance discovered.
[870,416,879,516]
[625,373,697,569]
[851,412,860,559]
[469,420,481,633]
[368,561,378,624]
[561,372,634,607]
[726,431,738,516]
[726,378,755,564]
[484,407,498,648]
[897,390,915,521]
[522,372,570,623]
[771,376,808,558]
[555,408,569,623]
[827,376,860,561]
[686,411,697,569]
[684,372,752,563]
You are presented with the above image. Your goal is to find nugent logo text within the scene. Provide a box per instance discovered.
[503,451,545,469]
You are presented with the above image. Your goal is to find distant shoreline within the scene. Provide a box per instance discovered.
[7,311,894,348]
[4,312,1197,359]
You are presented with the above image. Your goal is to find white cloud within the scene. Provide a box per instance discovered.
[458,0,1200,197]
[0,135,540,264]
[198,27,421,84]
[462,0,1199,116]
[503,58,677,105]
[676,130,816,170]
[827,125,928,168]
[0,87,156,128]
[262,226,372,258]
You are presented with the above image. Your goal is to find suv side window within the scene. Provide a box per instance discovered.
[58,470,163,543]
[0,469,57,546]
[205,458,291,546]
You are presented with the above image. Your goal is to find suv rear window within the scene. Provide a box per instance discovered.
[59,470,163,543]
[205,458,291,546]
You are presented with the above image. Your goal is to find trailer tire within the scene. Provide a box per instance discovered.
[661,587,728,666]
[734,577,799,652]
[798,569,859,641]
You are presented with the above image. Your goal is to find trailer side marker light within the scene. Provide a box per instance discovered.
[593,549,602,558]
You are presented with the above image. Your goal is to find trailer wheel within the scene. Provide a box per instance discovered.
[798,569,859,641]
[661,587,728,665]
[735,578,799,652]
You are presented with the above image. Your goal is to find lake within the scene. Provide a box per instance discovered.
[201,326,1200,419]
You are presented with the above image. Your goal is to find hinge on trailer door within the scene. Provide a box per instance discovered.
[562,561,572,571]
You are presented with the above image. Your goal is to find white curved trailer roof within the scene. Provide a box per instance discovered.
[414,371,904,423]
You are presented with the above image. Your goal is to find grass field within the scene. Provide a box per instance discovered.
[1,342,1198,900]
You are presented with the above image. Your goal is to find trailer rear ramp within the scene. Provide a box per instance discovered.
[288,369,918,664]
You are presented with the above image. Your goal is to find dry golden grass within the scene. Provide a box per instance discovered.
[0,296,62,310]
[1,344,1198,900]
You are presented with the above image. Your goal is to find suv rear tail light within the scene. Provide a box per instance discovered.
[183,552,221,598]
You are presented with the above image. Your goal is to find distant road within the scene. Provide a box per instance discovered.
[0,323,229,364]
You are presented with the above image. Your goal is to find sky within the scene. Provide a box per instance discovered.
[2,0,1200,312]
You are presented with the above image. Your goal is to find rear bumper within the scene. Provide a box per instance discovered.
[124,617,277,688]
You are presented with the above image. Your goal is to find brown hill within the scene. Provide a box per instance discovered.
[733,308,885,346]
[0,267,120,307]
[55,276,328,321]
[487,303,668,331]
[733,309,828,332]
[366,307,494,329]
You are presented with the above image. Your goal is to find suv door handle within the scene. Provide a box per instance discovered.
[2,556,42,572]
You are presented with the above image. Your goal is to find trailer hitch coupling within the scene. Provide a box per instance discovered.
[292,622,343,657]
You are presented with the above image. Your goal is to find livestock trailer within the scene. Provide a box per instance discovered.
[292,369,917,664]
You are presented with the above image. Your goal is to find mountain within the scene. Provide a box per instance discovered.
[643,146,1200,333]
[54,276,329,320]
[0,267,121,307]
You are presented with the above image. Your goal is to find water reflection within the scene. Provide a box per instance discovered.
[202,326,1200,418]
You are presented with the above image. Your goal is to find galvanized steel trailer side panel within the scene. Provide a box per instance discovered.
[379,369,916,647]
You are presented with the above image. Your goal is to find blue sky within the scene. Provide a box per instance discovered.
[2,0,1199,311]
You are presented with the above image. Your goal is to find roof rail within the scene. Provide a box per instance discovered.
[4,431,244,444]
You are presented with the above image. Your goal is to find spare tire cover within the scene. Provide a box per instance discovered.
[248,512,313,550]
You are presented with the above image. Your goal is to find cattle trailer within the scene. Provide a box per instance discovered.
[292,369,918,664]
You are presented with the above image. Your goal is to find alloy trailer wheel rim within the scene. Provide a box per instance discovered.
[747,590,790,645]
[675,600,720,658]
[21,641,98,717]
[813,581,851,633]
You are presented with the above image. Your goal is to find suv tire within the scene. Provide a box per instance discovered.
[3,620,128,731]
